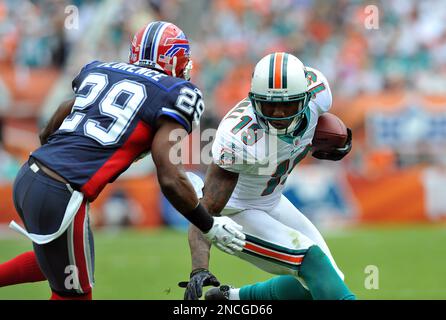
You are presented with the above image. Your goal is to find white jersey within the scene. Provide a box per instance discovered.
[212,67,332,211]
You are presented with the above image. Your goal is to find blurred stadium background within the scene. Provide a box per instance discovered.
[1,0,446,299]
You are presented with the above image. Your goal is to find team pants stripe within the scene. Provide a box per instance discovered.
[242,234,307,269]
[68,200,93,294]
[245,234,308,255]
[83,202,94,288]
[244,242,304,264]
[243,248,301,271]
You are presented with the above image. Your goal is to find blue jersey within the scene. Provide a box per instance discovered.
[32,61,205,201]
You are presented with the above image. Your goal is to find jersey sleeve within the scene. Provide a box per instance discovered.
[152,81,205,134]
[306,67,332,116]
[72,60,101,94]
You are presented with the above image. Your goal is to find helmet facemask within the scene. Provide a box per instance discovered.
[249,91,311,135]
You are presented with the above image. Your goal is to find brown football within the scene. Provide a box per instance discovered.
[312,113,348,150]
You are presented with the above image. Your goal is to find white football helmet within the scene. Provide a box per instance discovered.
[249,52,311,135]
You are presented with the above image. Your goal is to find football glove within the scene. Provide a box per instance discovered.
[178,268,220,300]
[203,216,246,255]
[312,128,352,161]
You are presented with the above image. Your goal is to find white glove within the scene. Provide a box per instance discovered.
[203,216,246,255]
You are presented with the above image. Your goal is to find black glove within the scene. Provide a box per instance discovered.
[312,128,352,161]
[178,268,220,300]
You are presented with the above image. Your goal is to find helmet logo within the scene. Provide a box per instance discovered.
[164,35,190,58]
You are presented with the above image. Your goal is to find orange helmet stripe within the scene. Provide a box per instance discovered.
[274,52,284,89]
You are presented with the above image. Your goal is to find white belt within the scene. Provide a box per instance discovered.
[9,188,84,245]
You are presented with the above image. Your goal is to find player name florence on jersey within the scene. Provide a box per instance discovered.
[212,67,332,210]
[32,61,205,201]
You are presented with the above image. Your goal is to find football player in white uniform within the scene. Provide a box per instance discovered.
[179,52,354,300]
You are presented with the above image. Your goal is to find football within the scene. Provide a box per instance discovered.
[312,113,348,150]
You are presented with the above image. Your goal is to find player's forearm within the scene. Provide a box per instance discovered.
[157,168,199,213]
[158,168,214,232]
[201,163,239,216]
[152,119,199,212]
[188,224,211,270]
[152,119,214,232]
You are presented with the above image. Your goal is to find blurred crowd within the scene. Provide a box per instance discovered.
[4,0,446,100]
[0,0,69,68]
[2,0,446,110]
[171,0,446,113]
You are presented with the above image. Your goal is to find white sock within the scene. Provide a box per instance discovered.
[229,288,240,300]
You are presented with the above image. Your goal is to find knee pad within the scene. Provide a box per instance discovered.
[299,245,355,300]
[299,245,331,276]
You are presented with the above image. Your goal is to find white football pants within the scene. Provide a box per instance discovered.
[222,195,344,282]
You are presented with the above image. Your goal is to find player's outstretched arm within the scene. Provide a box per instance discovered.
[152,117,212,230]
[39,98,75,145]
[151,117,245,250]
[179,163,240,299]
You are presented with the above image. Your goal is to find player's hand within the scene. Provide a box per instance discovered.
[312,128,352,161]
[203,216,246,255]
[178,268,220,300]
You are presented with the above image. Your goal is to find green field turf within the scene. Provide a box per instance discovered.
[0,224,445,300]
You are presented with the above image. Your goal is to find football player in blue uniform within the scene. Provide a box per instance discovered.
[0,21,245,300]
